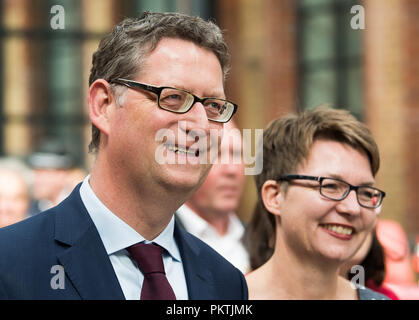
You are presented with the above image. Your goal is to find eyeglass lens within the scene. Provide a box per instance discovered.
[320,178,382,208]
[159,88,233,122]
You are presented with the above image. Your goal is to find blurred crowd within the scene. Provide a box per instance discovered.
[0,138,87,228]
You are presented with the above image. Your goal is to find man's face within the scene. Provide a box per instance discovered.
[186,124,245,216]
[106,38,224,193]
[277,139,378,264]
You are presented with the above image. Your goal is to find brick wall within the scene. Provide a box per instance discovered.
[365,0,419,240]
[217,0,297,222]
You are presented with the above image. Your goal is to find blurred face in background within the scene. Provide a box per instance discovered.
[339,229,374,277]
[186,122,245,217]
[0,170,29,227]
[32,168,68,202]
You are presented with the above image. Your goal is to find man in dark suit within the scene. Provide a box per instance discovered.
[0,12,247,300]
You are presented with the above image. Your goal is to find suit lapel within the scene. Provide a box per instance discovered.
[54,185,125,300]
[174,223,216,299]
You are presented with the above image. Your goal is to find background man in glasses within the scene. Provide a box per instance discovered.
[0,12,247,300]
[244,107,389,299]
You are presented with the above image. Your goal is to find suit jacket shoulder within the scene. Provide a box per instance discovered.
[0,209,58,299]
[0,185,124,300]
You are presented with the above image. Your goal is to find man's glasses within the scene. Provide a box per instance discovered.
[278,174,386,210]
[110,78,237,123]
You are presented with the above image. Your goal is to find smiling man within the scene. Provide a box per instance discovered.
[244,107,389,300]
[0,12,247,300]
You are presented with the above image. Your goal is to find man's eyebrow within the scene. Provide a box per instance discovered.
[203,91,226,99]
[165,84,225,98]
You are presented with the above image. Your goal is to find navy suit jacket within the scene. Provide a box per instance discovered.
[0,185,248,300]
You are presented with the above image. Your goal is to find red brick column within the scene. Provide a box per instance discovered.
[365,0,419,238]
[404,0,419,238]
[217,0,298,222]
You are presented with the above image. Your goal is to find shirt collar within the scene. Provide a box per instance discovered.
[226,212,246,239]
[176,204,209,236]
[177,204,244,239]
[79,175,181,261]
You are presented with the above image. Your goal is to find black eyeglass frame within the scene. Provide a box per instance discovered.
[277,174,386,209]
[110,78,238,123]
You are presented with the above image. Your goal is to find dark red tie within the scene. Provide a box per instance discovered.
[127,243,176,300]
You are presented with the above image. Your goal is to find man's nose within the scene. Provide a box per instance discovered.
[183,101,210,129]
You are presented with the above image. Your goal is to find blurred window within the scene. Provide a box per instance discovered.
[0,0,213,164]
[298,0,363,119]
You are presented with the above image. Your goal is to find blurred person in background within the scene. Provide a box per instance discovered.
[0,158,31,228]
[340,227,399,299]
[374,219,419,299]
[176,121,250,273]
[65,167,88,191]
[27,138,75,215]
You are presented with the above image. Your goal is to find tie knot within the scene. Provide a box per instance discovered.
[127,243,165,274]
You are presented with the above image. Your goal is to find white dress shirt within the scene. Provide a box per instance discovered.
[79,175,188,300]
[176,204,250,274]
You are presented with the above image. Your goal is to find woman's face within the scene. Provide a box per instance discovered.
[276,139,378,265]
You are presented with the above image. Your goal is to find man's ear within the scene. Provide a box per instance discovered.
[88,79,116,137]
[261,180,283,216]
